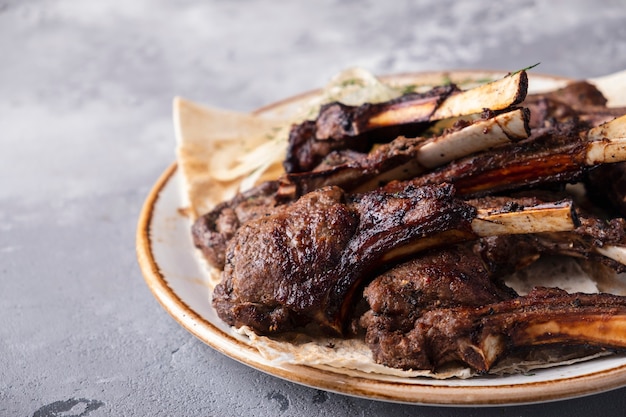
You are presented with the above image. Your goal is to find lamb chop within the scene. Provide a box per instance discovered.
[284,71,528,173]
[360,243,523,370]
[468,193,626,272]
[360,244,520,329]
[404,114,626,198]
[363,286,626,373]
[361,226,626,373]
[212,182,581,335]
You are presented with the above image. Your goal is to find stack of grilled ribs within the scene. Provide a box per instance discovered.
[192,70,626,373]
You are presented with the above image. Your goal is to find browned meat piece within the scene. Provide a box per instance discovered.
[213,183,478,335]
[283,85,459,173]
[361,243,519,371]
[406,123,584,197]
[477,224,626,276]
[545,80,608,108]
[364,287,626,372]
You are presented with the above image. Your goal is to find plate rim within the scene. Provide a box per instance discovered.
[136,70,626,406]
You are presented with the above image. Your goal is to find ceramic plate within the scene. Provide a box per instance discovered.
[136,71,626,405]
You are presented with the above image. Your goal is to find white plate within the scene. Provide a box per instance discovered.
[136,71,626,405]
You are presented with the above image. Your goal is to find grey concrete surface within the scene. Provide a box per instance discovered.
[3,0,626,416]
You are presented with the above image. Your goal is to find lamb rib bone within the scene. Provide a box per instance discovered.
[595,245,626,266]
[585,114,626,164]
[380,199,578,262]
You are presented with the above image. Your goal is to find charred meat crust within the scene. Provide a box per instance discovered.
[281,107,532,199]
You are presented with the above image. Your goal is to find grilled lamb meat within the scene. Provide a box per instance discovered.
[213,183,478,335]
[194,73,626,375]
[361,243,519,371]
[361,204,625,373]
[364,287,626,372]
[469,192,626,272]
[522,80,626,127]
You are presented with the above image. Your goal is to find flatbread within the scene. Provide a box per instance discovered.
[173,98,289,219]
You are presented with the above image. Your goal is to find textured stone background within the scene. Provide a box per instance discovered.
[3,1,626,416]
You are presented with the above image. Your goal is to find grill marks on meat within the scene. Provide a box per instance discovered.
[283,85,459,173]
[213,183,477,335]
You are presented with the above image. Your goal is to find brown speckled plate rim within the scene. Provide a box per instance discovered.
[136,70,626,406]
